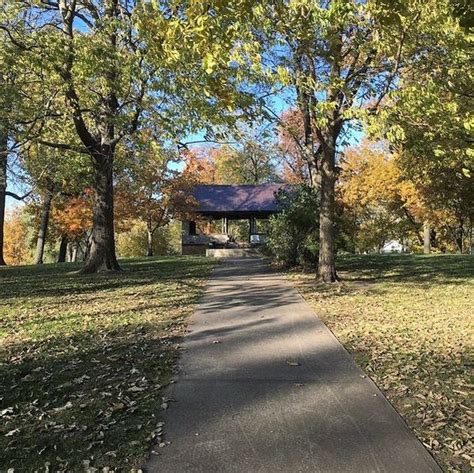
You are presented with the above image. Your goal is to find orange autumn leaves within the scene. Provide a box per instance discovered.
[278,109,310,184]
[53,193,93,242]
[3,194,93,265]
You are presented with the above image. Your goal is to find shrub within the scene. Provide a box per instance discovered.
[266,185,319,267]
[116,220,181,257]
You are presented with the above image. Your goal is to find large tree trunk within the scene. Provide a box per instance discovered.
[57,235,68,263]
[318,138,338,282]
[34,187,54,264]
[0,143,6,266]
[80,153,121,273]
[146,219,154,257]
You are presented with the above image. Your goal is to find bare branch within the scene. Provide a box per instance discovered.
[37,140,89,154]
[0,25,34,50]
[3,190,32,200]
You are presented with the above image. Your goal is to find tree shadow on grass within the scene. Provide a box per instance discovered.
[0,256,213,300]
[337,254,473,284]
[0,256,216,470]
[0,321,183,471]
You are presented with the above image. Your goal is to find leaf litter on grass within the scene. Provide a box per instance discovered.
[0,256,215,471]
[290,254,473,472]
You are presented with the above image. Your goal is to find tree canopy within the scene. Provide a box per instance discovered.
[0,0,471,270]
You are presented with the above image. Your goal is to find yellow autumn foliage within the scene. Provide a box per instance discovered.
[3,211,30,265]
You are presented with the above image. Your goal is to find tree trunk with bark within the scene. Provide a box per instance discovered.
[0,139,7,266]
[430,228,437,249]
[469,217,473,255]
[318,135,338,282]
[423,222,431,254]
[146,219,154,257]
[34,187,54,264]
[455,218,464,253]
[57,235,68,263]
[71,242,78,262]
[80,153,121,273]
[52,0,123,273]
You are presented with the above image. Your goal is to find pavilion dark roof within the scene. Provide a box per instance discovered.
[193,184,287,214]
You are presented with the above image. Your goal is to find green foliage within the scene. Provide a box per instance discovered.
[116,221,181,257]
[21,143,91,199]
[225,220,247,243]
[266,186,319,267]
[135,0,260,137]
[1,0,266,271]
[255,0,440,129]
[368,0,473,250]
[244,0,460,279]
[214,141,278,185]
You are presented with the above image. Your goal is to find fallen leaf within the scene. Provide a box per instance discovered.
[1,407,13,417]
[5,428,20,437]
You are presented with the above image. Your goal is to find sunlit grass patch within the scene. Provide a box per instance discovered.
[0,256,215,471]
[291,254,473,473]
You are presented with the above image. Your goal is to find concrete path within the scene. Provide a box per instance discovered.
[146,257,440,473]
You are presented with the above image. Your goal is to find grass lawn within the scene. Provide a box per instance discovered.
[290,254,473,473]
[0,256,215,471]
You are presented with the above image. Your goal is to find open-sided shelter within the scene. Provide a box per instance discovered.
[181,184,287,255]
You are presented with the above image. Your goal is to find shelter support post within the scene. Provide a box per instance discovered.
[222,217,229,234]
[249,217,257,241]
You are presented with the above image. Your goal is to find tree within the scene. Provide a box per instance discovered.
[182,149,218,184]
[14,140,90,264]
[339,142,421,253]
[0,4,35,265]
[252,0,450,280]
[267,185,319,267]
[52,193,93,261]
[375,2,473,253]
[33,182,54,264]
[116,133,195,257]
[116,220,181,257]
[0,144,7,266]
[3,0,257,272]
[3,208,31,265]
[337,140,472,253]
[212,142,278,185]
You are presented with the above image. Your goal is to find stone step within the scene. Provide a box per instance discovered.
[206,248,259,258]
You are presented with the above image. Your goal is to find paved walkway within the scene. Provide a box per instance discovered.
[146,257,440,472]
